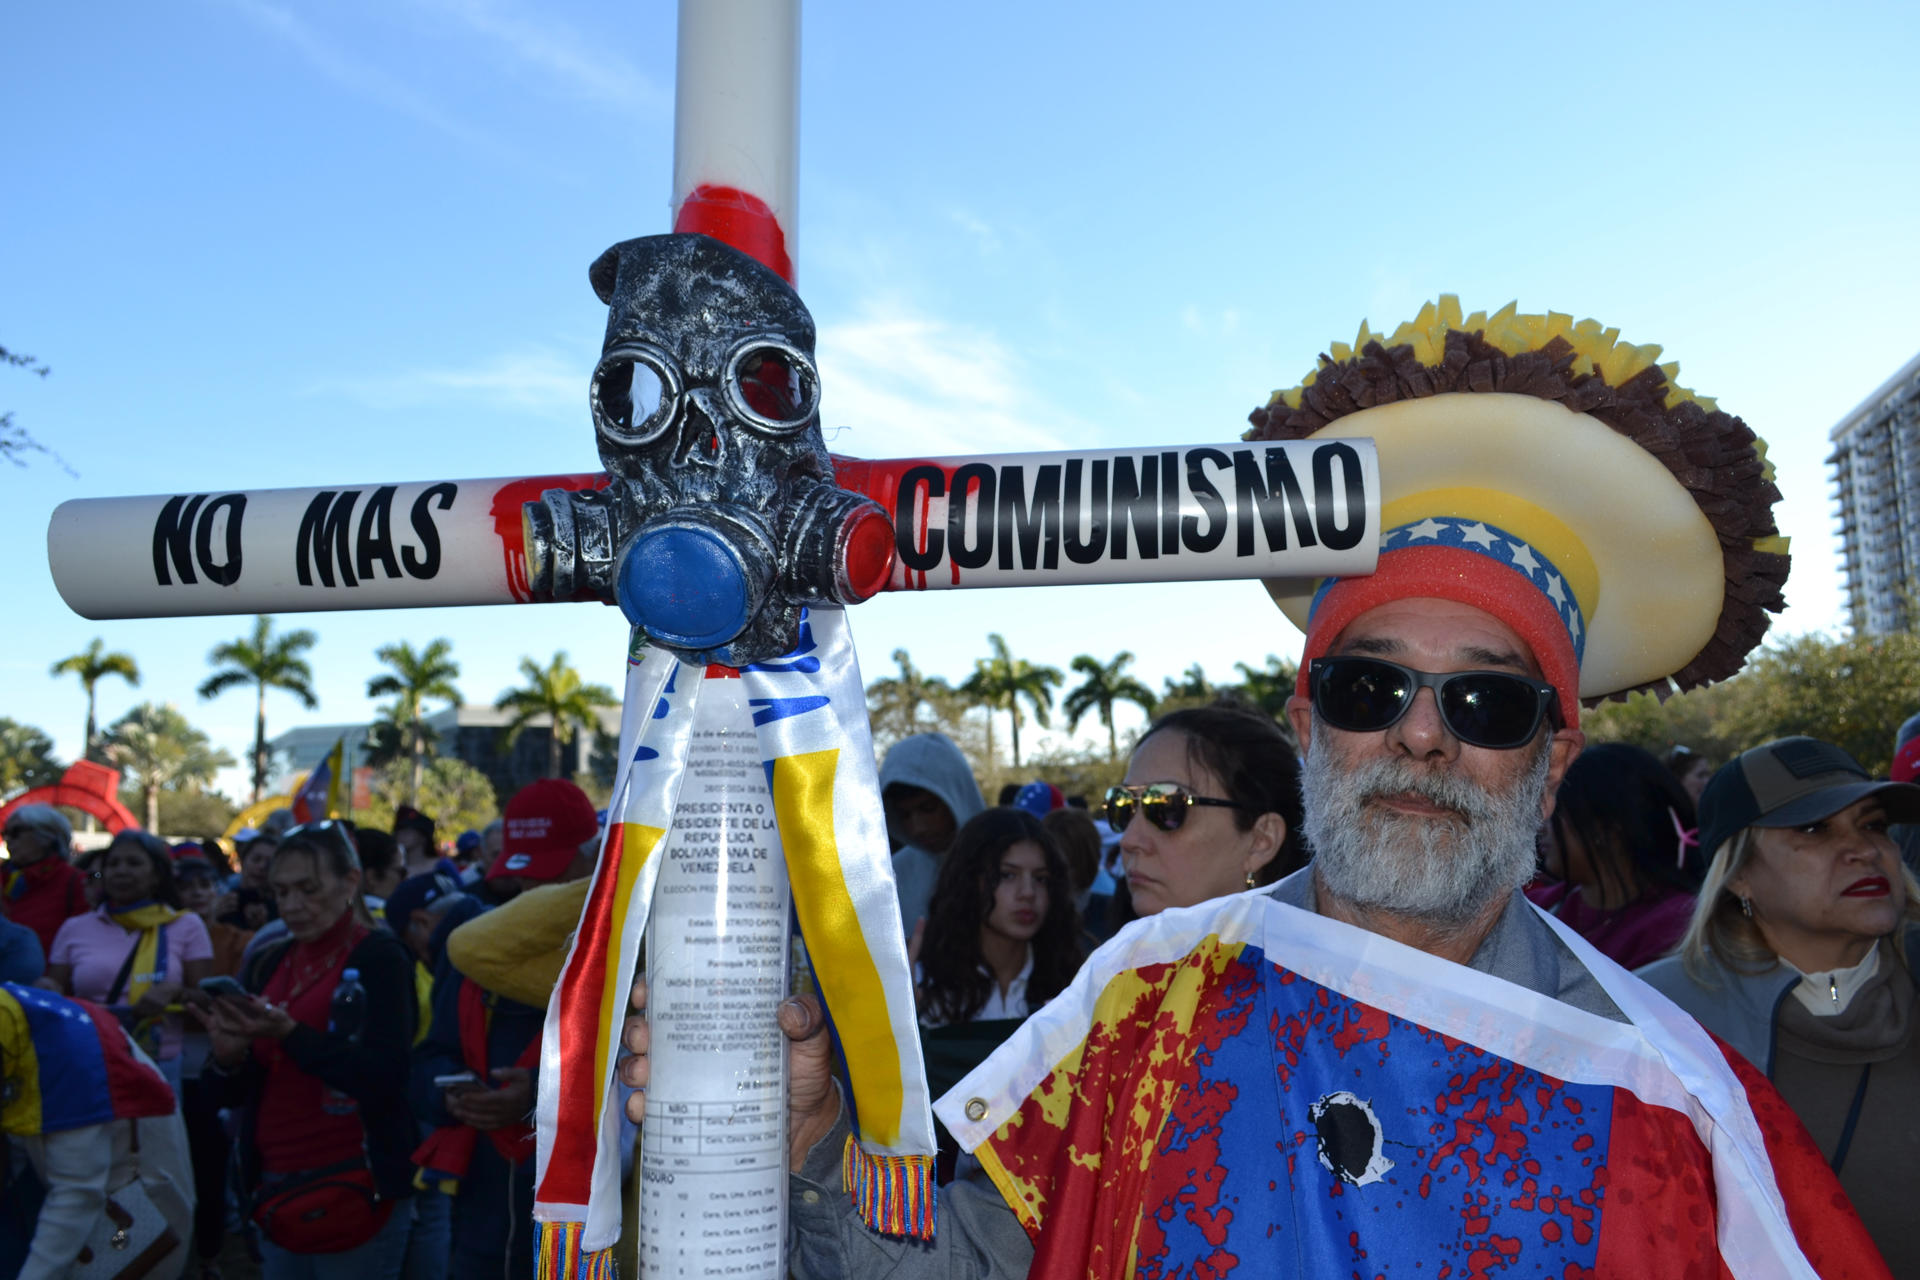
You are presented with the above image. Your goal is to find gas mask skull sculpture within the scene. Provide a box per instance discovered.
[522,234,894,666]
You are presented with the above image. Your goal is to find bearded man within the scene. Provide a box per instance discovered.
[622,301,1890,1277]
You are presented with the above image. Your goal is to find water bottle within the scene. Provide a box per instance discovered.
[321,968,365,1116]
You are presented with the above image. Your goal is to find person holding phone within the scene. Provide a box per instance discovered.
[408,780,598,1280]
[174,850,253,1276]
[195,822,417,1280]
[46,829,212,1093]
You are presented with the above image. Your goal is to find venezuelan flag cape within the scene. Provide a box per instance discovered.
[532,609,934,1275]
[0,982,176,1137]
[935,891,1890,1279]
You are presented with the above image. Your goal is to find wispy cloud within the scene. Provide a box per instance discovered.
[314,348,586,417]
[216,0,503,155]
[1180,304,1242,337]
[948,208,1001,256]
[402,0,668,118]
[816,301,1086,457]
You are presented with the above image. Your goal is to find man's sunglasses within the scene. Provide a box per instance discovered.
[1104,783,1252,833]
[1308,656,1559,751]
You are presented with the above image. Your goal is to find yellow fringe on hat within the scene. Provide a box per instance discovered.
[1268,296,1716,415]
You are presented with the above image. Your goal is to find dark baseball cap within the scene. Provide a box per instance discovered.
[1697,736,1920,859]
[383,871,466,933]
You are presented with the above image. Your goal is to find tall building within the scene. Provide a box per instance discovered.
[1828,349,1920,635]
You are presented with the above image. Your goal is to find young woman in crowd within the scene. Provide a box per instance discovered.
[1105,704,1306,921]
[918,808,1082,1029]
[1640,737,1920,1274]
[913,807,1083,1181]
[197,822,418,1280]
[219,831,280,931]
[175,849,252,977]
[1527,742,1703,970]
[46,828,213,1092]
[351,826,407,917]
[1664,744,1715,806]
[1041,806,1109,948]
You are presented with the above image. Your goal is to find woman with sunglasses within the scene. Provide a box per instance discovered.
[1641,737,1920,1273]
[1105,704,1307,918]
[197,822,419,1279]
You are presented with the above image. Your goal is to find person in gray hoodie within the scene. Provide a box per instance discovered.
[877,733,985,936]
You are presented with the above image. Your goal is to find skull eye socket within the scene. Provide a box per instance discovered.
[725,340,818,433]
[592,342,679,446]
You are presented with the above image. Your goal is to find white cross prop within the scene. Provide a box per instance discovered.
[43,4,1381,1275]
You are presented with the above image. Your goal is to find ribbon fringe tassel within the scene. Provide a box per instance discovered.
[535,1221,616,1280]
[842,1136,937,1240]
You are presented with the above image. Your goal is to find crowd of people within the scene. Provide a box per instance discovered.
[1,782,593,1280]
[736,703,1916,1274]
[7,699,1919,1276]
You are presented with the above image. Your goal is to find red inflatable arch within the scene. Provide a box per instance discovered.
[0,760,138,834]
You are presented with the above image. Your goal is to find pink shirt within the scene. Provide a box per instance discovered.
[50,906,212,1061]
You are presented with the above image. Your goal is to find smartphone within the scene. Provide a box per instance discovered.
[434,1071,479,1089]
[198,976,248,999]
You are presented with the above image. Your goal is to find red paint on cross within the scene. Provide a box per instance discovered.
[674,184,794,283]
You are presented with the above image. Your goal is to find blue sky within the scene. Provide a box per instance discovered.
[6,0,1917,798]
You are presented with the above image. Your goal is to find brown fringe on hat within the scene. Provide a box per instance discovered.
[1246,326,1789,702]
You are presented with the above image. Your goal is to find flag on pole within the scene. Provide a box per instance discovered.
[291,737,345,824]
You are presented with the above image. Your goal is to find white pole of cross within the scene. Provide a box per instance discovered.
[632,4,801,1276]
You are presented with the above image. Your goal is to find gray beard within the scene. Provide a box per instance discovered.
[1301,724,1551,928]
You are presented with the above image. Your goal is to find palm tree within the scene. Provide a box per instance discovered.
[1162,662,1213,703]
[1232,655,1299,719]
[495,652,620,778]
[197,615,320,803]
[0,718,62,797]
[364,707,441,774]
[365,639,462,806]
[866,648,953,743]
[958,634,1062,770]
[51,638,140,762]
[103,703,235,832]
[1063,652,1158,761]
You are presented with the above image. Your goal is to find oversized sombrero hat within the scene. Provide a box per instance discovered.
[1249,297,1790,725]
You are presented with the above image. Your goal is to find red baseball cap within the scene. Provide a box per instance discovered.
[486,779,600,883]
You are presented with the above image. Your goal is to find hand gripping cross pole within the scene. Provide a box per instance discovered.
[42,4,1381,1276]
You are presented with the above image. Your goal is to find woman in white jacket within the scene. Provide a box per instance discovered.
[1,980,194,1280]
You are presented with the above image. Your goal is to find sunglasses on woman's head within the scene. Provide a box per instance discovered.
[281,820,360,861]
[1308,656,1558,751]
[1104,783,1251,833]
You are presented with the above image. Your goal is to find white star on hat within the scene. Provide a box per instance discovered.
[1506,541,1542,575]
[1459,522,1497,548]
[1405,517,1447,542]
[1568,611,1583,642]
[1544,573,1568,608]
